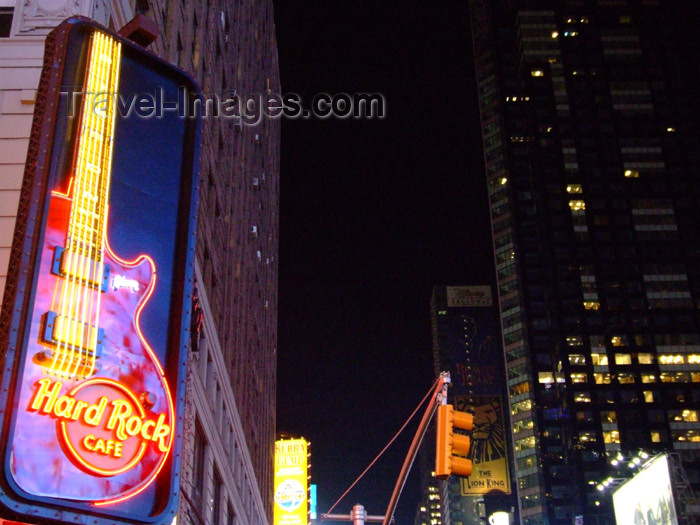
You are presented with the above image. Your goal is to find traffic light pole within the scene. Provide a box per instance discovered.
[381,372,450,525]
[321,504,387,524]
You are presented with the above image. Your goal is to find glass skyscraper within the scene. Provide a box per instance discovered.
[468,1,700,524]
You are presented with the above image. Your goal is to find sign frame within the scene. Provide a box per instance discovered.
[0,17,201,524]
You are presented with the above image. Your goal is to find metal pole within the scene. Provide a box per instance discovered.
[321,505,385,523]
[382,373,449,525]
[351,504,365,525]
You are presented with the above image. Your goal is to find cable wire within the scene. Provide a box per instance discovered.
[325,377,441,515]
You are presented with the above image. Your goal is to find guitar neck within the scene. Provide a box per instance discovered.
[66,32,122,261]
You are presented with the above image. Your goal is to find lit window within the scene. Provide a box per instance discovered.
[570,373,587,384]
[641,374,656,383]
[603,431,620,444]
[511,381,531,396]
[569,354,586,365]
[579,431,596,442]
[611,335,628,347]
[569,200,586,211]
[659,354,685,365]
[660,372,689,383]
[691,372,700,383]
[566,335,584,347]
[566,184,583,193]
[643,391,655,403]
[673,430,700,443]
[500,177,508,185]
[638,353,654,364]
[511,399,532,415]
[539,372,555,384]
[551,31,559,38]
[574,392,591,403]
[615,354,632,365]
[617,373,634,384]
[531,70,544,77]
[666,127,676,133]
[583,301,600,310]
[513,419,535,433]
[688,354,700,364]
[591,353,608,366]
[594,373,611,384]
[669,410,699,422]
[515,436,536,451]
[624,169,640,178]
[651,431,662,443]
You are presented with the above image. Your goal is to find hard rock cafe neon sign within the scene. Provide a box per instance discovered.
[6,29,175,505]
[29,377,171,476]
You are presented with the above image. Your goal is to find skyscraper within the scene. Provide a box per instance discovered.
[429,286,518,524]
[468,1,700,524]
[0,0,279,522]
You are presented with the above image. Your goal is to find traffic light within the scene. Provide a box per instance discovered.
[435,404,474,479]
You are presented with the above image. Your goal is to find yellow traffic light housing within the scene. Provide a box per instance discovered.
[435,404,473,479]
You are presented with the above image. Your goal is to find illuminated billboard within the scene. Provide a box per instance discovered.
[612,454,678,525]
[274,439,309,525]
[0,17,200,524]
[455,394,510,495]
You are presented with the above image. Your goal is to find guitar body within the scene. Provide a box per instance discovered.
[10,188,173,502]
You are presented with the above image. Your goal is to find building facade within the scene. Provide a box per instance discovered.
[469,1,700,524]
[0,0,279,522]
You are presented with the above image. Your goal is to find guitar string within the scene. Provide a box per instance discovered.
[75,32,104,378]
[54,32,102,378]
[78,31,104,378]
[80,32,106,378]
[51,34,94,377]
[63,32,98,378]
[83,32,116,378]
[91,37,122,377]
[86,34,120,378]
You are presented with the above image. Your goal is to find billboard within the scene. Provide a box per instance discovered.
[274,439,309,525]
[455,394,510,495]
[0,17,200,524]
[434,287,512,496]
[612,455,678,525]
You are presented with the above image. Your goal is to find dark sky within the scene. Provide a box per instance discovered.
[274,3,493,522]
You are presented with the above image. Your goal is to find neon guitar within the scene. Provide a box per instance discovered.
[10,30,174,504]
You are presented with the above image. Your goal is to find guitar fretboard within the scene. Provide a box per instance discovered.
[50,31,122,379]
[66,33,121,261]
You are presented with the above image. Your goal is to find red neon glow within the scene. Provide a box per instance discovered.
[52,377,157,477]
[9,31,176,506]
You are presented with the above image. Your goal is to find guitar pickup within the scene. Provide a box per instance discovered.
[41,311,104,358]
[52,246,110,292]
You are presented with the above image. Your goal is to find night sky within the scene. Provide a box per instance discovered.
[274,2,493,523]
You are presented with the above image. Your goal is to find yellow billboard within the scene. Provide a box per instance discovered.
[274,439,308,525]
[456,395,511,495]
